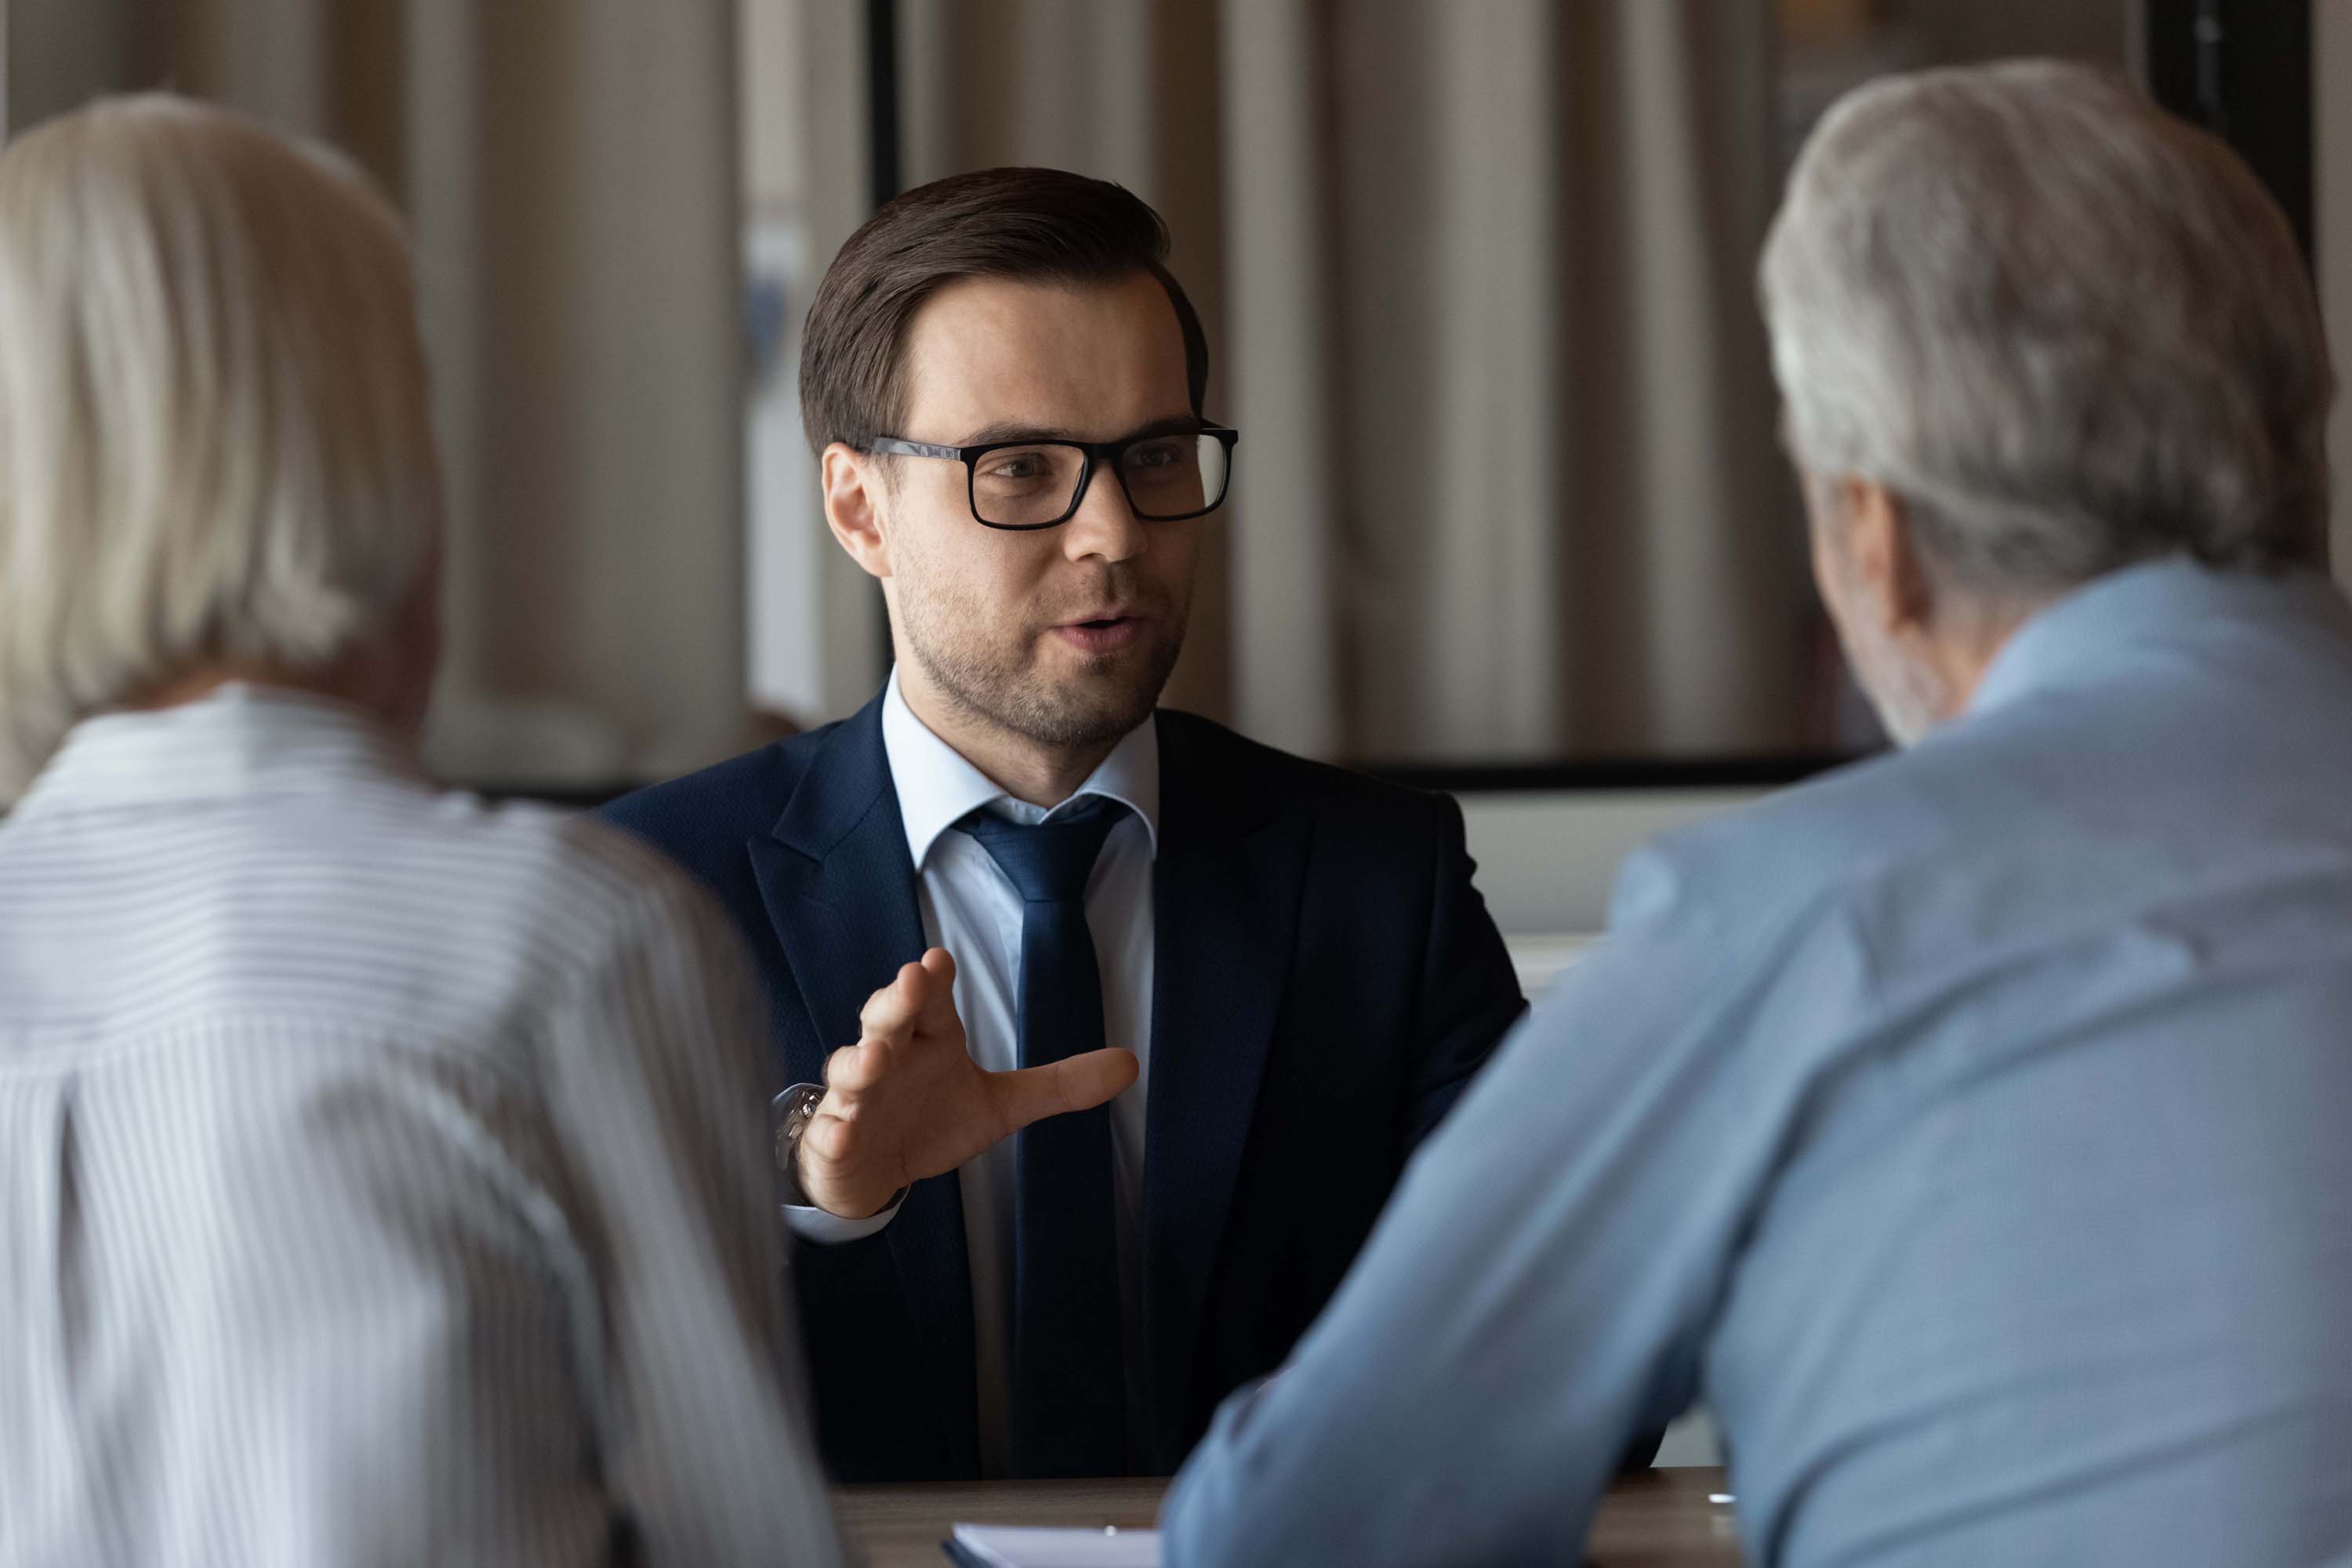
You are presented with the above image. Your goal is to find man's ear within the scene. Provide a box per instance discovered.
[1843,476,1933,637]
[822,443,894,580]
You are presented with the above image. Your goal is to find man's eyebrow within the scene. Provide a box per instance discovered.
[956,414,1207,446]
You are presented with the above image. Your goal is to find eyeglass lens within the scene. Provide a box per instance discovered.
[970,434,1230,527]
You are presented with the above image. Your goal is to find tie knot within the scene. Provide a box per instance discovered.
[956,795,1129,905]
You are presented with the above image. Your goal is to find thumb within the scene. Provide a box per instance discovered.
[993,1047,1141,1133]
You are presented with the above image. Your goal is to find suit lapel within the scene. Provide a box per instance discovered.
[748,695,981,1477]
[1141,717,1312,1468]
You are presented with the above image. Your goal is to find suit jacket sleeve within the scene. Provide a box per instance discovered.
[1401,791,1529,1145]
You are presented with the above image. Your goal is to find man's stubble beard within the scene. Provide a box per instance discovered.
[897,562,1191,752]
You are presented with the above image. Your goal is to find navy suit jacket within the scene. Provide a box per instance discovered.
[600,693,1526,1479]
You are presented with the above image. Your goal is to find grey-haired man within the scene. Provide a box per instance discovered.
[1167,60,2352,1568]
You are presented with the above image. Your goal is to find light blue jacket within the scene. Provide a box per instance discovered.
[1164,559,2352,1567]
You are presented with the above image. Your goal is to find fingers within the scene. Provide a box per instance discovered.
[994,1047,1141,1133]
[916,947,963,1036]
[822,1040,882,1094]
[829,947,967,1106]
[856,948,962,1047]
[804,1109,855,1164]
[857,959,931,1040]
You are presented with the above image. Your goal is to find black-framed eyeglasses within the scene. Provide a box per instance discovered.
[863,425,1239,531]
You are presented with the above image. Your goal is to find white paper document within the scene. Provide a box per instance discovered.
[948,1522,1162,1567]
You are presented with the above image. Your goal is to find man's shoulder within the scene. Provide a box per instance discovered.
[1617,709,2111,942]
[338,789,735,968]
[2,785,739,1046]
[1632,742,1950,895]
[1154,709,1454,833]
[598,719,848,873]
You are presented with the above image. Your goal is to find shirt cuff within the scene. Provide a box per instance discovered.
[782,1195,903,1245]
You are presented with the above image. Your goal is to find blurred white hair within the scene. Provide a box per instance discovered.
[1760,60,2332,603]
[0,95,441,800]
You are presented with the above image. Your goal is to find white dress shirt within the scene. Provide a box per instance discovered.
[785,669,1156,1476]
[0,686,843,1567]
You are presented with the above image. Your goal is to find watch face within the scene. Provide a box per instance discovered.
[771,1084,823,1174]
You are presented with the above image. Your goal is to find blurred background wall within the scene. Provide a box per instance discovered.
[3,0,2339,789]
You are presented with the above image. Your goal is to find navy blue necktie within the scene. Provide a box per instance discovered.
[956,796,1129,1478]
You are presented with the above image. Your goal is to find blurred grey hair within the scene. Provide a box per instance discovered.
[1759,60,2332,602]
[0,95,441,800]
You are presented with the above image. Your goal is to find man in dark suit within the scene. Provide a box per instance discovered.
[603,167,1526,1482]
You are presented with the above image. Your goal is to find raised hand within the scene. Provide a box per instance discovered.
[795,947,1140,1219]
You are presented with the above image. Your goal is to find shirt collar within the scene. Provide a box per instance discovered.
[12,683,419,818]
[1968,554,2352,720]
[880,666,1161,873]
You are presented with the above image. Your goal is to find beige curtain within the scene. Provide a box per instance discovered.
[896,0,1805,760]
[6,0,750,785]
[9,0,1811,771]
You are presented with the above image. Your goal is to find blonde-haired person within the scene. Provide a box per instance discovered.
[0,97,843,1566]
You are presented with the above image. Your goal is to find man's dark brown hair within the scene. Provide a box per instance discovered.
[797,166,1210,455]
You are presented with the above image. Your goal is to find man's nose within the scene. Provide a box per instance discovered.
[1060,462,1148,564]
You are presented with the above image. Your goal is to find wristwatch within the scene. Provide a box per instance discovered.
[772,1083,906,1215]
[772,1083,828,1207]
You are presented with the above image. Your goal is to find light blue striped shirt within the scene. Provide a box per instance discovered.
[0,686,843,1566]
[1164,559,2352,1566]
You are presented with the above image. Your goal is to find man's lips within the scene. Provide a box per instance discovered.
[1050,612,1145,654]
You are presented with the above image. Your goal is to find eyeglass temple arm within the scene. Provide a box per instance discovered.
[865,437,964,461]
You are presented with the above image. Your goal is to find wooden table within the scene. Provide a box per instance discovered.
[836,1466,1742,1566]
